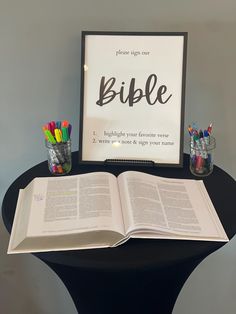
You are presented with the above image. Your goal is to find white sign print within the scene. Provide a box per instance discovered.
[79,32,187,166]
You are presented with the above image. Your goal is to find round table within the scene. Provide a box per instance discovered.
[2,153,236,314]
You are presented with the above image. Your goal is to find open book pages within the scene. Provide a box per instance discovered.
[8,171,228,254]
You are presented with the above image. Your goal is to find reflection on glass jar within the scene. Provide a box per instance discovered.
[189,136,216,177]
[45,140,72,175]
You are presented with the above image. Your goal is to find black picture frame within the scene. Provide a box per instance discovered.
[79,31,187,167]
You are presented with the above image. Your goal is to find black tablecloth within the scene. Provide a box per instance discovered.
[2,153,235,269]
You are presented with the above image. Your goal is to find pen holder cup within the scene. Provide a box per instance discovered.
[189,136,216,177]
[45,140,72,175]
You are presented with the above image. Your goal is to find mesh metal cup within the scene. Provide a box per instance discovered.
[189,136,216,177]
[45,140,72,175]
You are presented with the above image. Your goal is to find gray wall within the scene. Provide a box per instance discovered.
[1,0,235,313]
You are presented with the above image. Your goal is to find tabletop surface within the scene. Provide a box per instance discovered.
[2,152,236,270]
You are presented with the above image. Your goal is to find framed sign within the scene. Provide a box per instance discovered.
[79,31,187,166]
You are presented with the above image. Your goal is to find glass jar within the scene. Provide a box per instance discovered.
[189,136,216,177]
[45,140,72,175]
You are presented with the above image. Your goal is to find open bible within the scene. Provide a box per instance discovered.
[8,171,228,254]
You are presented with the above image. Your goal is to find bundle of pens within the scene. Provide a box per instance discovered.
[188,123,215,176]
[42,120,72,175]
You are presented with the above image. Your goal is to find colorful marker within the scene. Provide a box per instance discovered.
[42,120,72,175]
[203,130,210,145]
[62,127,69,142]
[54,128,62,143]
[207,123,213,134]
[188,123,214,176]
[44,129,56,144]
